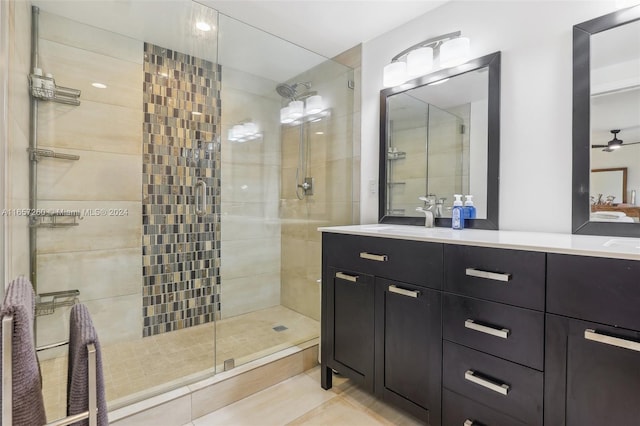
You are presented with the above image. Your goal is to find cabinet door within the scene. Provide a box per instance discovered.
[375,278,442,424]
[323,267,375,391]
[545,314,640,425]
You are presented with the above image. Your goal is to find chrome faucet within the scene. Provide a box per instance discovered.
[416,196,435,228]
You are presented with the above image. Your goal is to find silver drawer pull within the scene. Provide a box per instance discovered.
[335,272,358,282]
[584,329,640,352]
[464,370,510,395]
[360,252,388,262]
[388,285,420,298]
[465,319,510,339]
[465,268,512,282]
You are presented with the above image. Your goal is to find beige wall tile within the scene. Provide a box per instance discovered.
[112,394,192,426]
[37,200,141,253]
[39,11,143,64]
[36,148,141,201]
[83,293,142,345]
[220,273,280,318]
[193,373,333,425]
[38,100,142,155]
[38,39,143,109]
[37,247,141,300]
[221,163,279,204]
[190,350,312,420]
[220,212,280,242]
[220,238,280,280]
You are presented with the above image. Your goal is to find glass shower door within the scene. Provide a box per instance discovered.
[30,2,220,420]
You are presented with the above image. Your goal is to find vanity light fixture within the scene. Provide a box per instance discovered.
[228,121,261,143]
[279,95,327,124]
[382,31,471,88]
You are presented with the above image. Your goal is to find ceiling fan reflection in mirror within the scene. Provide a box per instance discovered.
[591,129,640,152]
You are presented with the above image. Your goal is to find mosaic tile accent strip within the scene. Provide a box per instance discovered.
[142,42,222,337]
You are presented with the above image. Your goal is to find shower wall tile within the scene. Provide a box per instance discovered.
[36,292,141,361]
[37,247,141,300]
[38,100,142,155]
[37,201,141,253]
[220,238,281,280]
[221,164,280,204]
[219,67,281,319]
[38,39,143,108]
[36,148,141,201]
[220,213,280,242]
[142,42,221,337]
[39,11,143,64]
[5,0,31,280]
[220,273,280,318]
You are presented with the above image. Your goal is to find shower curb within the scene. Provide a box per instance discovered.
[108,340,319,425]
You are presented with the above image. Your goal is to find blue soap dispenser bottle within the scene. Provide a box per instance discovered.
[452,194,465,230]
[464,195,477,219]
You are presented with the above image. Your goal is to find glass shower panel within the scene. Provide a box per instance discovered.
[30,1,219,420]
[217,14,355,372]
[427,104,466,215]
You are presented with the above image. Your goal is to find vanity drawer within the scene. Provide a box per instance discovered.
[443,389,527,426]
[323,233,443,288]
[443,341,543,426]
[444,245,545,310]
[547,254,640,331]
[443,294,544,370]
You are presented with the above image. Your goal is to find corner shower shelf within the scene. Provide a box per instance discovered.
[30,211,82,228]
[28,148,80,161]
[35,289,80,316]
[28,73,81,106]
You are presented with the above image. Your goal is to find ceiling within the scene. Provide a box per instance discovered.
[200,0,448,59]
[32,0,448,84]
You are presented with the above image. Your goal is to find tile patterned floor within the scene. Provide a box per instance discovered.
[39,305,319,422]
[189,367,423,426]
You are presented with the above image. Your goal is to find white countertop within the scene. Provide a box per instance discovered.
[319,224,640,261]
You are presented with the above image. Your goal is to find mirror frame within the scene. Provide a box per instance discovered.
[572,5,640,237]
[378,51,501,228]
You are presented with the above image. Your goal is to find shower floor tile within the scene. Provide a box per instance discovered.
[39,305,319,422]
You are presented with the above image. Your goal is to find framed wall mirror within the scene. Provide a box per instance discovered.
[379,51,500,228]
[573,5,640,236]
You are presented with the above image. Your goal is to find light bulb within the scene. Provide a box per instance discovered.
[440,37,471,68]
[280,107,294,124]
[383,61,408,88]
[407,47,433,78]
[305,95,324,115]
[243,122,258,136]
[288,100,304,119]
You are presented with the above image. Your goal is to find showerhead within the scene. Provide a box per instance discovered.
[275,82,311,100]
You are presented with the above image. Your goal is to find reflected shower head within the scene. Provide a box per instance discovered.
[276,82,311,100]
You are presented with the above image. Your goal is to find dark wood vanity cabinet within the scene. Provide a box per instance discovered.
[321,231,640,426]
[321,232,443,424]
[323,266,375,391]
[375,278,442,424]
[442,246,545,426]
[545,254,640,426]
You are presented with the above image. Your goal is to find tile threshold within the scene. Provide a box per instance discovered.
[108,338,318,424]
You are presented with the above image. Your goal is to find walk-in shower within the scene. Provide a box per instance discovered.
[5,0,356,421]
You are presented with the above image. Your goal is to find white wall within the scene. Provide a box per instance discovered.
[361,1,619,233]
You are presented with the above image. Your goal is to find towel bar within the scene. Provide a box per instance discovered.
[2,318,98,426]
